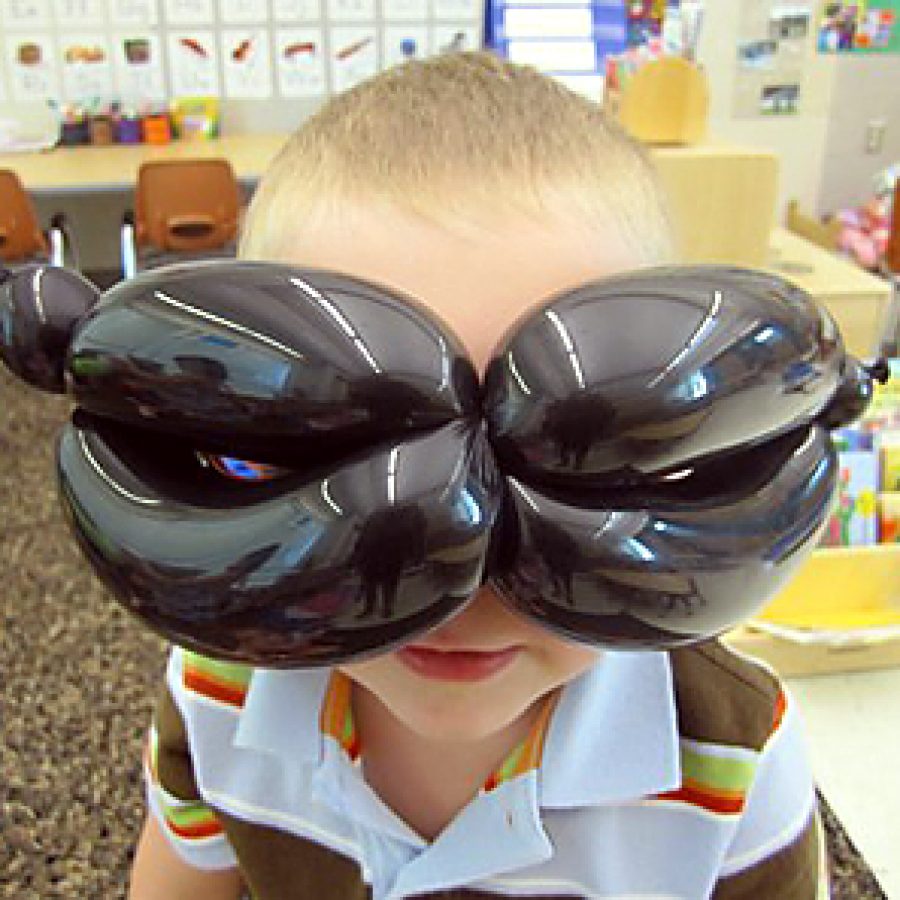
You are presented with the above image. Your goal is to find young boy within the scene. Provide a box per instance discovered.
[129,52,823,899]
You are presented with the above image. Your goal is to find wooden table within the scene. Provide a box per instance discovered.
[0,133,289,193]
[767,226,895,358]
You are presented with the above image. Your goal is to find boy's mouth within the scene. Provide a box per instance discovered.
[395,645,521,681]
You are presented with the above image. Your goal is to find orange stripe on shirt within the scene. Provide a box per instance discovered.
[656,780,747,815]
[183,667,248,708]
[320,671,360,760]
[164,815,225,840]
[772,690,787,733]
[483,691,558,792]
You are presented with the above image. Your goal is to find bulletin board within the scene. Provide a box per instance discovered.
[0,0,485,111]
[486,0,626,98]
[732,0,815,118]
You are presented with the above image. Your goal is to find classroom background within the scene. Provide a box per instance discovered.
[2,0,900,897]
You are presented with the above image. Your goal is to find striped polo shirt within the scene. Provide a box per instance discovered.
[145,641,822,899]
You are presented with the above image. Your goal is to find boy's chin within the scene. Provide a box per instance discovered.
[401,702,532,744]
[387,680,545,744]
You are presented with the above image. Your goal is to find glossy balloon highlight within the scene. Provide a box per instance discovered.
[0,261,882,665]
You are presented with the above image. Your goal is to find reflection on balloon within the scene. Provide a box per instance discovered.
[0,261,882,665]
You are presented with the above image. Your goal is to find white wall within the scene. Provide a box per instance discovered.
[817,55,900,214]
[695,0,838,218]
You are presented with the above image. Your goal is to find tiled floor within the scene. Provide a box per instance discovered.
[787,668,900,898]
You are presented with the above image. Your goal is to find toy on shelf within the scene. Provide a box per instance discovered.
[835,162,898,271]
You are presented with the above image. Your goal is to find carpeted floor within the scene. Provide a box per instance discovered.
[0,365,887,898]
[1,367,166,898]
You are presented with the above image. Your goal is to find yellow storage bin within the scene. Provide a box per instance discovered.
[757,545,900,631]
[604,56,709,146]
[726,545,900,675]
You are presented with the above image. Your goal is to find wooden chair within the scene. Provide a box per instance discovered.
[121,158,243,278]
[0,168,69,267]
[785,199,841,252]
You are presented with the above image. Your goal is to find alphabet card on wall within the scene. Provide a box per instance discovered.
[167,30,220,94]
[164,0,214,26]
[222,28,273,97]
[60,33,113,102]
[330,25,377,91]
[275,27,327,96]
[109,0,159,26]
[273,0,323,21]
[221,0,269,24]
[113,32,166,101]
[4,34,60,102]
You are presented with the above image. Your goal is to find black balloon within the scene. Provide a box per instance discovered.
[0,261,881,665]
[1,265,100,392]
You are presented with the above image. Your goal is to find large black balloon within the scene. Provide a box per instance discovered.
[482,268,850,644]
[0,261,880,665]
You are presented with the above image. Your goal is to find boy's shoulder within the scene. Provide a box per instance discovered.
[668,639,784,752]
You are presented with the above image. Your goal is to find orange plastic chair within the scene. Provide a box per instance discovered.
[0,168,69,266]
[122,158,243,277]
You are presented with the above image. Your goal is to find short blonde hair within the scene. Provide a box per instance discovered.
[239,51,673,264]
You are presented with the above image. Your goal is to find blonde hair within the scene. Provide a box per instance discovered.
[239,51,673,264]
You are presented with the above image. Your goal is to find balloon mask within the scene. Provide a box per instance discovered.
[0,262,882,667]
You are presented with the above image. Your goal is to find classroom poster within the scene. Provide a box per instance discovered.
[432,23,480,52]
[5,34,60,101]
[167,30,220,94]
[433,0,481,19]
[2,0,53,28]
[383,24,430,66]
[60,33,113,101]
[163,0,214,25]
[221,29,273,97]
[113,31,166,100]
[108,0,160,26]
[272,0,322,21]
[52,0,106,26]
[817,1,900,52]
[275,27,326,95]
[0,0,484,107]
[327,0,377,22]
[382,0,428,20]
[733,0,813,117]
[221,0,269,24]
[330,25,377,91]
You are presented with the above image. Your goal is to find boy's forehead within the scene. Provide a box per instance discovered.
[284,203,636,371]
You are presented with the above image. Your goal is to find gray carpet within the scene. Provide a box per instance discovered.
[0,366,886,898]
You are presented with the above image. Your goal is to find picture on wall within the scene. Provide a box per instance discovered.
[625,0,665,48]
[760,81,800,113]
[733,0,813,117]
[817,0,900,52]
[275,27,326,96]
[0,0,486,111]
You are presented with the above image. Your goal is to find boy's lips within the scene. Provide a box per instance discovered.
[395,644,522,681]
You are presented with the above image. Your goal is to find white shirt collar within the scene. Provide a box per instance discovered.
[539,649,681,807]
[232,650,681,808]
[233,666,331,765]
